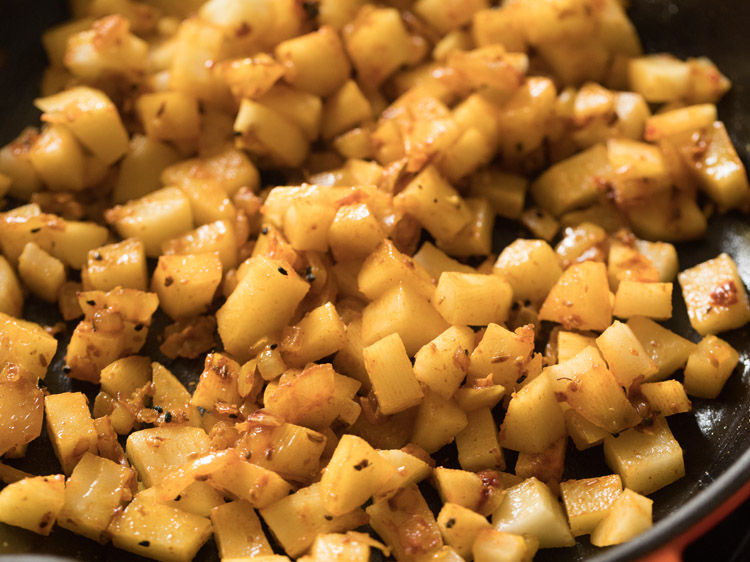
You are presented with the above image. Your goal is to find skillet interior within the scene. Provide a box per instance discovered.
[1,1,750,561]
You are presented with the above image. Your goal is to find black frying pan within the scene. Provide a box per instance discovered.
[0,1,749,561]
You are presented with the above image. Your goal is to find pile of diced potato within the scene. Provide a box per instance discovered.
[0,0,749,561]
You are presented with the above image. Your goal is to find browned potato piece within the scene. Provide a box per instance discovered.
[678,253,750,335]
[152,253,222,320]
[0,365,45,457]
[0,474,65,535]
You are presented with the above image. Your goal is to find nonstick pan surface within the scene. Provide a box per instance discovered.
[0,1,749,561]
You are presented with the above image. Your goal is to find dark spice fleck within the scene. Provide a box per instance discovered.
[228,413,238,419]
[323,514,333,521]
[302,1,319,19]
[134,323,144,331]
[153,405,163,413]
[164,411,172,423]
[93,252,103,261]
[62,365,71,374]
[174,495,181,501]
[445,518,456,529]
[86,300,96,306]
[261,226,269,235]
[30,227,41,233]
[164,276,174,287]
[353,459,370,471]
[270,343,278,350]
[278,266,288,276]
[138,540,150,547]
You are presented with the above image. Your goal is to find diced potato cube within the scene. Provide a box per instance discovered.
[564,409,610,451]
[58,452,132,542]
[216,54,285,101]
[126,425,210,487]
[456,407,505,472]
[560,474,622,536]
[678,253,750,335]
[634,239,679,283]
[234,98,309,168]
[18,242,65,302]
[279,302,347,367]
[257,85,322,142]
[0,255,23,318]
[468,169,527,220]
[363,333,424,415]
[448,45,527,94]
[113,135,182,204]
[411,389,468,454]
[590,489,653,547]
[468,323,534,389]
[629,55,690,103]
[432,467,505,517]
[162,147,259,197]
[362,282,449,357]
[639,380,692,416]
[472,528,538,562]
[322,80,373,139]
[367,485,444,562]
[644,104,717,141]
[235,421,326,485]
[162,219,238,270]
[358,239,436,302]
[413,326,475,400]
[109,495,212,562]
[376,449,433,501]
[210,501,273,559]
[596,321,657,388]
[492,478,575,549]
[152,253,222,320]
[394,165,473,243]
[539,261,613,332]
[45,392,98,474]
[531,144,612,217]
[436,198,495,258]
[343,6,412,87]
[433,272,512,326]
[613,281,673,320]
[437,502,492,560]
[499,372,566,454]
[137,91,201,141]
[0,366,44,457]
[65,15,147,80]
[217,256,309,360]
[106,186,194,257]
[206,454,292,509]
[683,335,740,399]
[604,416,685,495]
[35,86,129,165]
[85,239,148,292]
[260,483,369,558]
[557,331,598,364]
[28,124,85,192]
[627,316,696,380]
[0,313,57,381]
[0,474,65,535]
[328,203,386,262]
[319,434,397,516]
[494,239,562,305]
[275,27,351,97]
[549,347,641,434]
